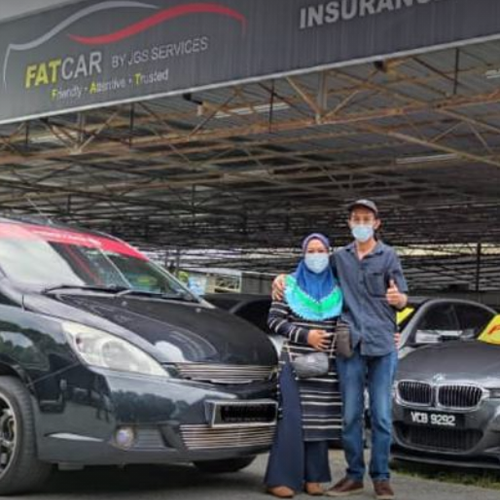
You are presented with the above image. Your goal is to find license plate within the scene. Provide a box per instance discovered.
[206,399,278,427]
[404,410,462,428]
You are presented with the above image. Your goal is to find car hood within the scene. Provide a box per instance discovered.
[397,341,500,386]
[23,293,277,365]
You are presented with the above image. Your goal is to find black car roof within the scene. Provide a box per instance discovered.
[205,293,496,313]
[407,296,429,308]
[206,293,429,303]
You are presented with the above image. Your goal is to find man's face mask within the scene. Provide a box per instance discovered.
[351,224,374,243]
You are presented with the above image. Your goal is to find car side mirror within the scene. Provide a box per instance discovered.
[414,330,441,345]
[414,329,464,346]
[460,328,476,340]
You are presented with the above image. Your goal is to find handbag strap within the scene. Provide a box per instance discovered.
[330,320,341,355]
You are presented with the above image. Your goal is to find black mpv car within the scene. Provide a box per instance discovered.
[0,217,278,494]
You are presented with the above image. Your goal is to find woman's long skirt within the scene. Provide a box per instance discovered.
[264,363,331,491]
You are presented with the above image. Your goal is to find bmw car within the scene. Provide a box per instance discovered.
[0,217,278,494]
[392,316,500,469]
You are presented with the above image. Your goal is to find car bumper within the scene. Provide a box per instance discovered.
[392,399,500,468]
[391,445,500,470]
[35,368,277,465]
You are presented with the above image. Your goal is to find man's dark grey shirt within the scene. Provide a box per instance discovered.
[331,241,408,357]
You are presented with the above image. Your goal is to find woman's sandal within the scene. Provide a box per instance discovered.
[305,483,325,496]
[266,486,295,498]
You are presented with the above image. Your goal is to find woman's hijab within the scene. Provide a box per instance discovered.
[284,233,343,321]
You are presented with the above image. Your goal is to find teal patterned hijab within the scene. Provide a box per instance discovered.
[284,233,343,321]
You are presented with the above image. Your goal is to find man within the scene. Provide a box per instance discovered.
[273,199,407,500]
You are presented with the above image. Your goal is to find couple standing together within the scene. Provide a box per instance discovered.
[265,199,408,500]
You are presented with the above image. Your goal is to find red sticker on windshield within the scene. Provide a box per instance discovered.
[0,222,147,260]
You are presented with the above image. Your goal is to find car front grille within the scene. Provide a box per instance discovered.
[180,424,275,450]
[437,385,483,409]
[397,381,433,406]
[397,381,484,410]
[173,363,276,384]
[395,424,482,453]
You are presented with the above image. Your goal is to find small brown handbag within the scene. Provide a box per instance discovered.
[334,321,353,358]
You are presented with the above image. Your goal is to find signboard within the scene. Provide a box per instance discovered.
[479,315,500,345]
[1,0,500,124]
[397,306,415,325]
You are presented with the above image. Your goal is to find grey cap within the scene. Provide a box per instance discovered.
[348,199,379,216]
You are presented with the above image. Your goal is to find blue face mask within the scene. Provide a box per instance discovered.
[351,224,374,243]
[304,253,329,274]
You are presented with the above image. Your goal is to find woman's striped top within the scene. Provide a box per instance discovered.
[268,299,342,442]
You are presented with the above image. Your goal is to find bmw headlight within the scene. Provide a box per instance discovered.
[488,389,500,399]
[391,381,398,399]
[63,322,167,377]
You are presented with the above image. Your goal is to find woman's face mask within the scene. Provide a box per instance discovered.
[304,253,329,274]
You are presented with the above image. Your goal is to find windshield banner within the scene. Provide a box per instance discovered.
[0,222,147,260]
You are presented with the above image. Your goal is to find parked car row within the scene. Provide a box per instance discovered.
[0,216,497,495]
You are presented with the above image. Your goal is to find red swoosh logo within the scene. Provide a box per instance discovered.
[68,3,246,45]
[488,325,500,335]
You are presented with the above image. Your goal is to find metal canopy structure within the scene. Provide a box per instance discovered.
[1,39,500,291]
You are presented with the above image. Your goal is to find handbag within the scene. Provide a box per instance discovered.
[334,321,353,358]
[285,341,330,379]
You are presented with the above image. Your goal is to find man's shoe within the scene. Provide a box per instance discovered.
[266,486,295,498]
[305,482,324,496]
[373,481,395,500]
[325,477,364,497]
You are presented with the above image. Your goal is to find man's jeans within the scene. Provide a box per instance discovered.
[336,347,397,482]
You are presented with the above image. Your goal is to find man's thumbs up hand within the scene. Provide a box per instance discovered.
[386,279,404,307]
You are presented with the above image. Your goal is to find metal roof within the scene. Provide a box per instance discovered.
[1,38,500,291]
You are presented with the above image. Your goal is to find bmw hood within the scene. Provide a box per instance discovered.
[24,293,278,365]
[397,341,500,386]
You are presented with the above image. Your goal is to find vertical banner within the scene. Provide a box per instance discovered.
[1,0,500,124]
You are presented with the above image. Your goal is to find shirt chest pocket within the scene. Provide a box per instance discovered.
[364,271,386,297]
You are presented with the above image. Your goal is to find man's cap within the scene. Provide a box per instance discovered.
[348,199,379,216]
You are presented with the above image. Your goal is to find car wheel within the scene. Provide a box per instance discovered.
[0,376,52,494]
[194,456,256,473]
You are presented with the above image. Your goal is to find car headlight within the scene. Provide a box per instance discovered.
[391,382,398,399]
[63,322,167,377]
[488,389,500,399]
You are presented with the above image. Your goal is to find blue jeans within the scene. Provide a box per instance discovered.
[336,348,397,482]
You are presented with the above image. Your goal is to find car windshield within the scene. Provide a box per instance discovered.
[0,222,196,300]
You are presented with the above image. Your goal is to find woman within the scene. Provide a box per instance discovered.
[265,233,343,498]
